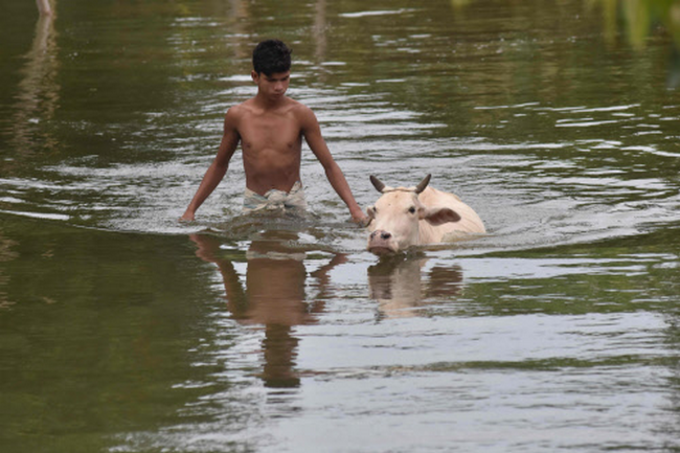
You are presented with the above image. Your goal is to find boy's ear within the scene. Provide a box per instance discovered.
[251,70,259,82]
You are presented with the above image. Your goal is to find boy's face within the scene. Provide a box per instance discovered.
[252,70,290,100]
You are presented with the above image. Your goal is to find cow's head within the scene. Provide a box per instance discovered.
[366,175,461,255]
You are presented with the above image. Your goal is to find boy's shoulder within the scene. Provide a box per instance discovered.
[224,100,258,124]
[284,97,314,116]
[227,99,255,115]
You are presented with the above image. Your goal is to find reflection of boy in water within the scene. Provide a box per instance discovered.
[190,232,346,388]
[181,39,366,224]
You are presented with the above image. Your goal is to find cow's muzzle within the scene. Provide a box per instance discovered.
[367,230,397,255]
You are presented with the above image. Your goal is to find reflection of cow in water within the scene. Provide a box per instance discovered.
[368,255,464,319]
[190,230,346,388]
[366,175,485,255]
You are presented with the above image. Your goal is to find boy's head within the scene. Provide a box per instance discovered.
[252,39,292,76]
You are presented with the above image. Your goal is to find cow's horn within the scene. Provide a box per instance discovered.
[414,174,431,194]
[370,175,386,193]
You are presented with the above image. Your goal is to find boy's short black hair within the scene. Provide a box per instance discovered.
[252,39,292,76]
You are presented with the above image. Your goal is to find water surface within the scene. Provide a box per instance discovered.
[1,1,680,452]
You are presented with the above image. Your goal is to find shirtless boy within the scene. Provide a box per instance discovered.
[180,39,366,224]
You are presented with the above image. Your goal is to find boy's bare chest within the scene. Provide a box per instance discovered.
[239,113,302,153]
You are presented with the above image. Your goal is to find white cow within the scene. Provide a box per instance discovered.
[366,174,485,255]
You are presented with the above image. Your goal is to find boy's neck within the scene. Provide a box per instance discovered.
[254,92,288,109]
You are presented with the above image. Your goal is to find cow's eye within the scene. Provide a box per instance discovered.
[408,207,416,214]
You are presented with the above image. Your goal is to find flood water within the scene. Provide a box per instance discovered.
[2,0,680,451]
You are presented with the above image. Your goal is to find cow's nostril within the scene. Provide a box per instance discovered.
[381,232,391,240]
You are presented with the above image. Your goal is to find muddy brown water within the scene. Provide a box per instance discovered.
[2,1,680,451]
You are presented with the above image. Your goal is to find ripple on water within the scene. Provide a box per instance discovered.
[2,79,680,258]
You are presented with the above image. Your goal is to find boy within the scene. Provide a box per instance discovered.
[180,39,366,224]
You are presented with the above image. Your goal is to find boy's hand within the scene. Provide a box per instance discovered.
[179,211,195,222]
[351,210,369,227]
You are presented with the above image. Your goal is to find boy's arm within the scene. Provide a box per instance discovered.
[300,107,367,225]
[180,111,240,221]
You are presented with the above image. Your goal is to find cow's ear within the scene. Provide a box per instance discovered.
[365,206,376,226]
[419,207,461,226]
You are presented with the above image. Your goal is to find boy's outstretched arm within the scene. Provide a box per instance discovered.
[180,112,240,221]
[301,107,367,225]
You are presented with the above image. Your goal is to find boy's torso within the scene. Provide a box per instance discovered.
[234,97,305,195]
